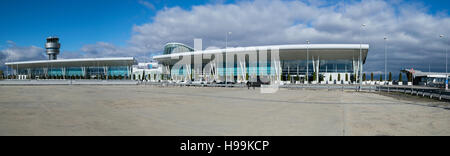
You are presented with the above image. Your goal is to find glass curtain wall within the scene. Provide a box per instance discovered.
[12,66,130,79]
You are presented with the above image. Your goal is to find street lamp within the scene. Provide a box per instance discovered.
[384,35,388,83]
[225,32,232,85]
[226,32,232,49]
[306,40,310,83]
[7,51,10,79]
[359,24,366,91]
[440,34,447,90]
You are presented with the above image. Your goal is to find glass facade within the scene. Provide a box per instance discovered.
[11,65,130,79]
[67,67,83,76]
[108,66,129,76]
[169,60,355,78]
[282,60,354,74]
[48,68,63,76]
[163,43,194,55]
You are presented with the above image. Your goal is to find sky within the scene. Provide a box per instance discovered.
[0,0,449,77]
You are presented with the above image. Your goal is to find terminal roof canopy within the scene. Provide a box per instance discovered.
[5,57,137,69]
[153,44,370,64]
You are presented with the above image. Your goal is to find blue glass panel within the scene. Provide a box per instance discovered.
[108,66,128,76]
[67,67,83,76]
[48,68,63,76]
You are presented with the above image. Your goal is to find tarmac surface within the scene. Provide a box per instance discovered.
[0,85,449,136]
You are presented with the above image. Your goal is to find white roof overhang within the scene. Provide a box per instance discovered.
[5,57,137,69]
[153,44,369,64]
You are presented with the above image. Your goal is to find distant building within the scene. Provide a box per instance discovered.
[402,69,449,87]
[132,62,162,81]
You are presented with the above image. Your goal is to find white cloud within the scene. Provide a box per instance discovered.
[128,0,450,73]
[0,41,46,70]
[138,0,155,10]
[58,41,153,63]
[2,0,450,74]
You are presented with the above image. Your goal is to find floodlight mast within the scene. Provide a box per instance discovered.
[359,24,366,91]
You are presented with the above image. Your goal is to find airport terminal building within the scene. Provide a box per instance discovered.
[3,37,369,83]
[4,37,137,80]
[153,43,369,84]
[5,57,136,80]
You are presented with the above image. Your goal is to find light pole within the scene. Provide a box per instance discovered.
[384,35,387,83]
[225,32,231,85]
[306,40,310,83]
[226,32,232,49]
[359,24,366,91]
[440,34,447,90]
[7,51,10,79]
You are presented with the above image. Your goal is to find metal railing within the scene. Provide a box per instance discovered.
[376,85,450,101]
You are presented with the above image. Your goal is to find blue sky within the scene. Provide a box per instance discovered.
[1,0,148,51]
[1,0,446,51]
[0,0,449,75]
[0,0,238,51]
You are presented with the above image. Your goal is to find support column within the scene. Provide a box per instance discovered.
[44,67,48,78]
[62,67,66,79]
[274,60,278,82]
[185,64,191,82]
[272,60,281,83]
[214,60,219,82]
[82,66,86,79]
[27,68,31,80]
[361,60,363,82]
[353,59,360,82]
[104,66,108,80]
[215,61,219,81]
[169,65,172,81]
[171,65,174,81]
[312,56,315,82]
[287,66,290,82]
[311,56,320,83]
[278,60,282,82]
[15,66,18,79]
[127,66,131,79]
[240,59,247,82]
[210,61,216,82]
[166,65,170,80]
[316,56,320,82]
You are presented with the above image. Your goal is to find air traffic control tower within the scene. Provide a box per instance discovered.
[45,36,60,60]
